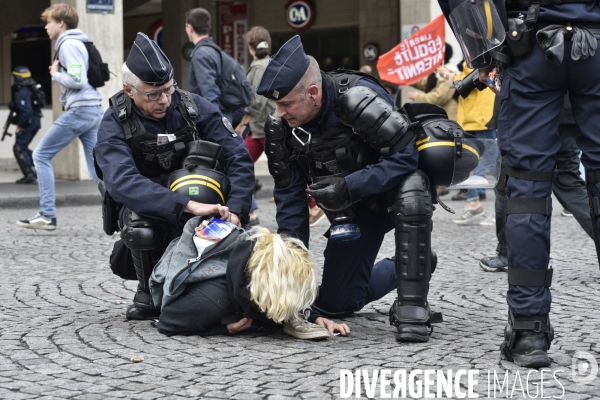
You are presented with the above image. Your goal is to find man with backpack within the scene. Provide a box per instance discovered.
[9,66,43,184]
[16,3,103,231]
[185,8,252,123]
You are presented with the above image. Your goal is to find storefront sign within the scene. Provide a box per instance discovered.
[377,15,446,86]
[286,1,314,31]
[220,2,248,67]
[150,20,163,49]
[363,44,379,62]
[87,0,114,14]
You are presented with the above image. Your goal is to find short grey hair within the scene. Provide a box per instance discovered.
[293,56,321,97]
[122,62,142,91]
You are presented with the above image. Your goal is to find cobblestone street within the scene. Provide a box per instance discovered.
[1,194,599,399]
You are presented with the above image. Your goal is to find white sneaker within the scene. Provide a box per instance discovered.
[452,205,485,224]
[283,316,330,340]
[16,213,57,230]
[479,213,496,226]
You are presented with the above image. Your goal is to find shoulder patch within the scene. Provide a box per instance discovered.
[222,117,238,137]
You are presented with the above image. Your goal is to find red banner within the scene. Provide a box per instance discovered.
[377,15,446,86]
[219,2,247,66]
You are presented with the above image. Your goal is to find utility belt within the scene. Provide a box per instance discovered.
[504,3,600,59]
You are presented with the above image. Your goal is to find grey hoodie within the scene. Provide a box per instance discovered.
[53,29,102,110]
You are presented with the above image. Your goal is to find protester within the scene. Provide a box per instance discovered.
[17,3,103,231]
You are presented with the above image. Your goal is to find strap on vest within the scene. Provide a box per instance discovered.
[505,166,556,182]
[508,266,553,288]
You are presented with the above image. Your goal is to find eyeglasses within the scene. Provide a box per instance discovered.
[130,82,178,101]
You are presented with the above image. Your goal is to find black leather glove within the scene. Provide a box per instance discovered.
[306,177,352,212]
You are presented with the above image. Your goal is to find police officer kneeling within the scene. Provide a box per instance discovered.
[94,33,254,321]
[255,36,478,342]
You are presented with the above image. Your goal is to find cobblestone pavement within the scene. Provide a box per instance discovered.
[1,195,599,399]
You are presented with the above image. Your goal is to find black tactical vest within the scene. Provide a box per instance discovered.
[285,70,385,182]
[109,89,199,179]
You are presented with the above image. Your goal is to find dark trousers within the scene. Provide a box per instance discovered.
[498,41,600,316]
[14,119,40,169]
[494,125,593,258]
[319,207,397,314]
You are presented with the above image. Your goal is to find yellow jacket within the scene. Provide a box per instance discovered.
[453,62,496,132]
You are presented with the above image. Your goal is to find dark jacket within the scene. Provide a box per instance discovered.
[94,90,254,230]
[14,86,40,128]
[188,37,225,112]
[156,237,275,336]
[272,73,419,246]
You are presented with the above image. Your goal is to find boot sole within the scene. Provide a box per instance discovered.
[396,332,430,343]
[500,344,551,368]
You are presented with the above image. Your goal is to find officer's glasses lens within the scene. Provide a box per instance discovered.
[146,84,177,101]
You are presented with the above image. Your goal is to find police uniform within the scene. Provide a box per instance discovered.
[94,33,254,320]
[10,67,41,184]
[439,0,600,367]
[256,36,454,342]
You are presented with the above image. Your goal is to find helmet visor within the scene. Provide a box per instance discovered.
[449,0,506,68]
[449,138,500,188]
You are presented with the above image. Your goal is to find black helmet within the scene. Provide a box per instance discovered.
[166,168,230,205]
[11,66,32,86]
[404,103,484,187]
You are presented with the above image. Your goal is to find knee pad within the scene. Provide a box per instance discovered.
[122,209,166,252]
[505,166,554,219]
[393,170,433,221]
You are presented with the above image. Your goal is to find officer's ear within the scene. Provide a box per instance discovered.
[307,84,319,99]
[123,84,135,99]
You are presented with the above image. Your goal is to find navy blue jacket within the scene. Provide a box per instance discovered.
[188,38,225,112]
[14,87,40,128]
[94,90,254,230]
[273,74,419,246]
[438,1,600,25]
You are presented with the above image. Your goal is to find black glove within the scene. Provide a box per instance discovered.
[306,177,352,212]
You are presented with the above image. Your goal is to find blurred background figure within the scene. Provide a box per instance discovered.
[359,65,372,75]
[9,66,43,184]
[235,26,275,226]
[447,61,497,224]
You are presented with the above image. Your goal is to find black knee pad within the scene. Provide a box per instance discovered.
[122,209,166,252]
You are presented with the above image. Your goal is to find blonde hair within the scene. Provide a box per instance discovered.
[244,227,317,323]
[41,3,78,29]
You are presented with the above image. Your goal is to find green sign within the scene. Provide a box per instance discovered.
[189,187,199,196]
[182,42,195,61]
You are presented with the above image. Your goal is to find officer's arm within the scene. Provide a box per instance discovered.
[52,40,89,89]
[193,97,254,225]
[273,169,310,248]
[16,89,33,127]
[341,80,419,202]
[192,49,221,109]
[94,111,190,225]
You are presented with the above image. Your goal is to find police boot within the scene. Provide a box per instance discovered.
[500,310,553,368]
[13,144,36,184]
[122,210,165,321]
[389,170,442,342]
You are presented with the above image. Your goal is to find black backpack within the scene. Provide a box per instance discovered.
[27,82,47,109]
[55,40,110,88]
[194,41,253,110]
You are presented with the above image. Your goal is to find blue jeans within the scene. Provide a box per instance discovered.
[466,129,497,201]
[32,106,103,218]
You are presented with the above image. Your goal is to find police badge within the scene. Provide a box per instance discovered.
[156,151,174,170]
[222,117,238,137]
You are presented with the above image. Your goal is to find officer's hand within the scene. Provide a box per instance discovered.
[227,317,253,334]
[184,201,229,219]
[478,64,494,85]
[315,317,350,336]
[15,126,22,133]
[229,212,241,227]
[306,177,351,211]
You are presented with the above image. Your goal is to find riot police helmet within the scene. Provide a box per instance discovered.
[11,66,33,87]
[166,168,230,206]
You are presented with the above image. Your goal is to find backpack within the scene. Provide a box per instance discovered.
[55,40,110,88]
[194,41,253,110]
[27,82,47,109]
